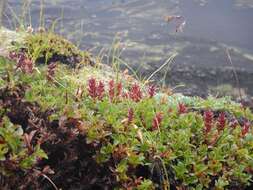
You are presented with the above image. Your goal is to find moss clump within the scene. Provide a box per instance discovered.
[22,32,93,67]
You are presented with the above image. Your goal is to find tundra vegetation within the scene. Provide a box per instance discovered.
[0,29,252,190]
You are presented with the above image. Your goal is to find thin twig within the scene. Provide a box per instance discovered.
[114,56,140,81]
[39,0,45,28]
[0,0,5,27]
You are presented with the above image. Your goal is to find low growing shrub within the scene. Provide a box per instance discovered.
[0,46,252,189]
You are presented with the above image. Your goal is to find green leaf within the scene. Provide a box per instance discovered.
[20,145,47,169]
[128,153,145,166]
[136,179,154,190]
[215,177,229,190]
[0,144,8,161]
[173,161,188,179]
[0,117,22,153]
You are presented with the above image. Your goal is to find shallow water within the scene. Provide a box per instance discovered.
[4,0,253,96]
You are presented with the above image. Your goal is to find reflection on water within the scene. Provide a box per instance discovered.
[4,0,253,96]
[6,0,253,49]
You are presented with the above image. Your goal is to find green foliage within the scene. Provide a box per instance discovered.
[0,117,22,154]
[19,145,48,169]
[1,39,253,189]
[12,32,92,66]
[0,117,47,173]
[136,179,155,190]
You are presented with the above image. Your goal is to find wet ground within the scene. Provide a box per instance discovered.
[4,0,253,96]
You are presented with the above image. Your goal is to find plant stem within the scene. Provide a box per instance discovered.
[0,0,6,28]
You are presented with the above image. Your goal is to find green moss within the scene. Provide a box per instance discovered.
[22,32,92,66]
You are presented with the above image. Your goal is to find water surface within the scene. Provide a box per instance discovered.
[5,0,253,96]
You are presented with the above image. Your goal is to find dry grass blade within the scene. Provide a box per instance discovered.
[152,156,170,190]
[225,48,243,102]
[33,169,59,190]
[146,52,178,83]
[225,48,247,117]
[0,0,5,27]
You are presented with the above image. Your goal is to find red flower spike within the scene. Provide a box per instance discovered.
[148,84,157,98]
[109,80,115,101]
[217,112,226,131]
[87,78,105,100]
[108,80,122,100]
[47,62,57,81]
[12,51,34,74]
[88,78,97,99]
[178,103,187,114]
[152,112,163,131]
[22,58,34,74]
[204,110,213,134]
[129,83,142,102]
[242,121,250,137]
[116,82,123,97]
[97,81,105,100]
[127,108,134,125]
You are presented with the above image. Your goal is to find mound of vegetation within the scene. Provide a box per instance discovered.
[0,31,252,190]
[11,32,94,67]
